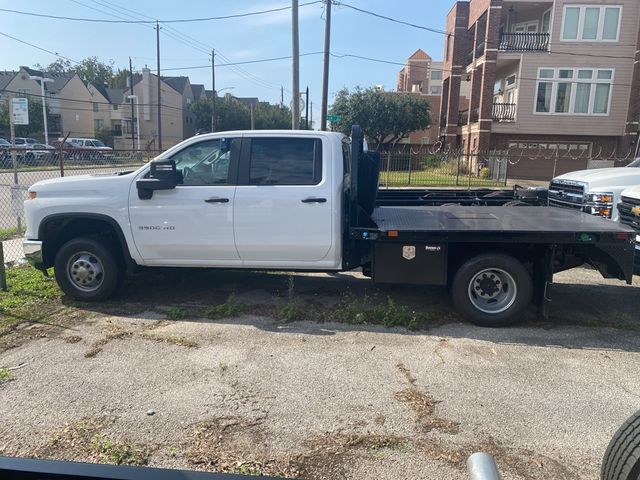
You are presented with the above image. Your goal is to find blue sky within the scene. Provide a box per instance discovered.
[0,0,452,124]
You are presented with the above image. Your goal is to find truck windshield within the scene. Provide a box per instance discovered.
[627,158,640,167]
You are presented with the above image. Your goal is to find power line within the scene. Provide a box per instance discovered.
[0,2,323,24]
[162,52,324,71]
[0,31,80,64]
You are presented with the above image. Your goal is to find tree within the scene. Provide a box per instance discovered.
[0,99,49,138]
[191,97,292,132]
[34,57,122,87]
[329,87,431,147]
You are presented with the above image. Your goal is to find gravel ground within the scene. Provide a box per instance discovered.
[0,267,639,479]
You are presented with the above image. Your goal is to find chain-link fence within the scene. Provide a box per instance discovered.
[0,148,159,272]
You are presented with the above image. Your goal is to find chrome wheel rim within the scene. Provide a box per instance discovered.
[67,251,104,292]
[468,268,517,314]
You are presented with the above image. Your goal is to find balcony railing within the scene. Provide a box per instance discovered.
[492,102,517,122]
[499,32,550,51]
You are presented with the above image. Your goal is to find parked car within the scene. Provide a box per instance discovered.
[0,138,11,168]
[59,137,113,164]
[548,158,640,221]
[21,143,57,166]
[63,138,113,151]
[13,137,39,148]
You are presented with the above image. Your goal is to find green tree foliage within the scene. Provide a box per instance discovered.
[0,99,49,138]
[191,96,292,132]
[329,87,431,147]
[34,57,127,88]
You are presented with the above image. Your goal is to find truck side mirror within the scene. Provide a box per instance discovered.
[136,159,182,199]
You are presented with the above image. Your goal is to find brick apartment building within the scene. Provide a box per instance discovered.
[396,49,470,146]
[440,0,640,178]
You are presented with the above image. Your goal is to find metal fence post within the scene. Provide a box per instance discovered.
[407,154,412,186]
[0,242,6,291]
[456,152,461,186]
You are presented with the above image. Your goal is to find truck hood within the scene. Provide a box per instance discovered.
[621,184,640,199]
[553,167,640,191]
[29,171,136,197]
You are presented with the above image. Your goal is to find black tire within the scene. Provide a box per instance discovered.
[451,253,532,327]
[602,410,640,480]
[54,237,123,301]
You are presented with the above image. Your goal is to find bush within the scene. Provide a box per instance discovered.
[479,166,490,179]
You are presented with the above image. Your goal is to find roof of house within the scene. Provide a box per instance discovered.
[106,88,126,104]
[160,76,189,94]
[0,71,16,91]
[408,49,431,61]
[191,83,205,99]
[21,66,75,93]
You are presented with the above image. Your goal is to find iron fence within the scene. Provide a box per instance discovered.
[499,32,550,52]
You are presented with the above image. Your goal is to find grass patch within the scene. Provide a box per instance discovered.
[0,367,11,381]
[0,266,61,333]
[206,293,249,319]
[0,225,25,241]
[379,170,502,187]
[275,276,306,322]
[332,292,430,330]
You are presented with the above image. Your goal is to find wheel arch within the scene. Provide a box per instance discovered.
[38,213,136,271]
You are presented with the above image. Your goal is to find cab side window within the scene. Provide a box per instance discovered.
[169,140,232,186]
[249,138,322,185]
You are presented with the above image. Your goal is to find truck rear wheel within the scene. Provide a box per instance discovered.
[602,409,640,480]
[54,237,123,301]
[451,253,532,327]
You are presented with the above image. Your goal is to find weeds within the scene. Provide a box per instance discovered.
[275,276,306,322]
[0,225,26,241]
[206,293,248,319]
[0,368,11,381]
[333,292,429,330]
[163,307,191,320]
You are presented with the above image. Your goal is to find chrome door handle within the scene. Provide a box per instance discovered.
[301,197,327,203]
[204,197,229,203]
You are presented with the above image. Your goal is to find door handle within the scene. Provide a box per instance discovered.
[301,197,327,203]
[204,197,229,203]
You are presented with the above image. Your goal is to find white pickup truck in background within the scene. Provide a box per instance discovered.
[548,158,640,221]
[617,184,640,274]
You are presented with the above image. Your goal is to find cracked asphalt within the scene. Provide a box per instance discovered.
[0,266,639,479]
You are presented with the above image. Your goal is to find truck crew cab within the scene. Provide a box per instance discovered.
[22,126,636,327]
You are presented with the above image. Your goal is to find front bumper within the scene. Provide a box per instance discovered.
[22,240,43,267]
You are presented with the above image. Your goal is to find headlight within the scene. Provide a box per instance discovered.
[586,192,614,204]
[586,205,612,218]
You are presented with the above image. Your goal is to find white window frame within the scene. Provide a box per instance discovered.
[533,67,614,116]
[542,8,552,33]
[560,5,622,42]
[513,20,539,33]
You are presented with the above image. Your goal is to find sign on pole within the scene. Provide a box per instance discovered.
[327,114,341,122]
[11,98,29,125]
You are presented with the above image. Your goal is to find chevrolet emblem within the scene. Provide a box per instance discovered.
[632,206,640,217]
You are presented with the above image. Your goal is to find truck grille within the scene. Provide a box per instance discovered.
[618,196,640,233]
[548,181,585,211]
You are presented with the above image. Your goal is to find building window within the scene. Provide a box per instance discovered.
[535,68,614,115]
[431,70,442,81]
[561,6,621,41]
[94,119,104,131]
[17,89,30,97]
[113,104,119,111]
[411,82,422,93]
[93,102,99,112]
[429,85,442,95]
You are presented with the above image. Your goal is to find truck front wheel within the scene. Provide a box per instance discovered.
[451,253,532,327]
[54,237,123,301]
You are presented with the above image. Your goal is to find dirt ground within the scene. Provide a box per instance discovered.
[0,266,639,479]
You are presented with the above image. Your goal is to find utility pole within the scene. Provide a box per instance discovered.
[320,0,332,131]
[156,21,162,150]
[291,0,300,129]
[310,101,313,130]
[129,57,135,149]
[211,49,216,132]
[305,86,309,129]
[281,86,284,107]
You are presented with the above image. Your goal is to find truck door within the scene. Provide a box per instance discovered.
[128,137,241,264]
[233,136,334,266]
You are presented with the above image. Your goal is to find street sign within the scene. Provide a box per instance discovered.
[327,114,341,122]
[10,98,29,125]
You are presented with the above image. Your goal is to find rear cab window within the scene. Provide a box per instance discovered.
[246,137,322,185]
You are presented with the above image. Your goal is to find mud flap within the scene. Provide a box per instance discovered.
[533,246,554,319]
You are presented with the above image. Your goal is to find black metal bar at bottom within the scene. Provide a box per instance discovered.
[0,456,285,480]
